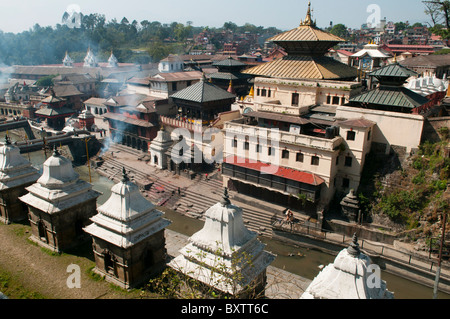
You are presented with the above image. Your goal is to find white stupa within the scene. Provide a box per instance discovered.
[0,136,40,224]
[62,51,74,67]
[107,51,119,68]
[84,47,98,68]
[169,188,276,298]
[301,234,394,299]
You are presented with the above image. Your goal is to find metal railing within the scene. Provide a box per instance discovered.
[271,215,450,280]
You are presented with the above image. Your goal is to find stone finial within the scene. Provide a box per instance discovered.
[121,167,129,183]
[5,135,11,145]
[347,233,361,257]
[221,187,231,206]
[52,145,60,157]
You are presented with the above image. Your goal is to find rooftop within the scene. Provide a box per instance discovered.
[225,155,325,186]
[243,56,357,80]
[170,78,236,103]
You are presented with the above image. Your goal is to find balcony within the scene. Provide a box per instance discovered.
[160,115,210,133]
[224,118,343,152]
[254,101,310,116]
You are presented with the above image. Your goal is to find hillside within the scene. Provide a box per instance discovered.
[358,137,449,251]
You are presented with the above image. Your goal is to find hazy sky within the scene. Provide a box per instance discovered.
[0,0,431,34]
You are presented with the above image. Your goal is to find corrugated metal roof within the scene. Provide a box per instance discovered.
[213,56,247,67]
[350,87,429,109]
[242,56,357,80]
[170,80,236,103]
[35,107,75,117]
[269,25,345,43]
[209,72,252,81]
[369,63,417,78]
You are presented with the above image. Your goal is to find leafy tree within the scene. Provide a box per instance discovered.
[330,24,349,39]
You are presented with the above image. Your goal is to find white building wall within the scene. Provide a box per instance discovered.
[336,105,424,154]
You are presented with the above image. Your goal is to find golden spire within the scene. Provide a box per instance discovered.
[300,2,315,27]
[249,86,254,97]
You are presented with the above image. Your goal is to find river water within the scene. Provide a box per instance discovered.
[6,135,450,299]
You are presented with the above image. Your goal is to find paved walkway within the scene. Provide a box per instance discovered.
[165,229,310,299]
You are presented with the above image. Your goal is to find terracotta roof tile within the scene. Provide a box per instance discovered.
[225,155,325,186]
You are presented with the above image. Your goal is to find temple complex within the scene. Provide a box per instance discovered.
[35,89,76,131]
[84,168,172,289]
[301,234,394,299]
[169,188,276,298]
[160,74,237,177]
[223,3,363,217]
[19,147,101,253]
[209,56,253,97]
[0,136,40,224]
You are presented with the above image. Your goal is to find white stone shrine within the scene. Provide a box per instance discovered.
[301,234,394,299]
[149,126,173,170]
[0,136,40,224]
[19,147,101,252]
[84,168,172,289]
[169,188,276,298]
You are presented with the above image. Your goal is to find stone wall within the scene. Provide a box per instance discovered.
[0,184,34,224]
[422,117,450,143]
[27,199,97,253]
[324,219,398,245]
[90,230,167,289]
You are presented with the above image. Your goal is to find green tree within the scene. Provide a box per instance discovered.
[329,24,349,39]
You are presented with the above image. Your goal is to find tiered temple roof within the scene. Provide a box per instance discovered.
[243,2,357,80]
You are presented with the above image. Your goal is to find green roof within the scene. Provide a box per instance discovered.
[170,79,236,103]
[213,56,247,68]
[369,63,417,79]
[209,72,252,81]
[350,86,429,109]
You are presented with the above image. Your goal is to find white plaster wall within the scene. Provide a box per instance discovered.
[336,105,425,154]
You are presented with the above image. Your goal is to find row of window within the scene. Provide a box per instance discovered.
[256,88,273,98]
[232,139,321,166]
[232,138,355,168]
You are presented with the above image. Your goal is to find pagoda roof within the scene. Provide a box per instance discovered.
[369,63,418,79]
[350,86,430,109]
[213,56,247,68]
[170,78,236,103]
[242,56,357,80]
[208,71,252,81]
[35,106,75,117]
[269,25,344,44]
[268,2,344,56]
